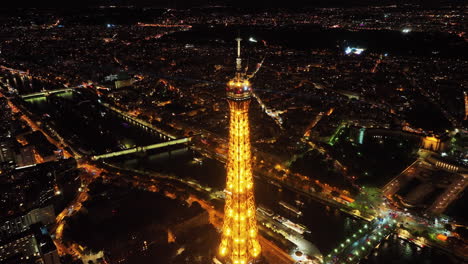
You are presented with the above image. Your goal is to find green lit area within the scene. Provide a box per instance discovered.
[24,90,74,102]
[328,122,346,146]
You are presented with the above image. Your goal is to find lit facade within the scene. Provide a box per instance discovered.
[218,38,261,264]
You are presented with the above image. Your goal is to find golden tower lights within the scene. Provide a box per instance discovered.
[218,38,261,264]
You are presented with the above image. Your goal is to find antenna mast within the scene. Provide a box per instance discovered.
[236,37,242,72]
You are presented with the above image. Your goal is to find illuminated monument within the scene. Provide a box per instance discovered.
[218,38,261,264]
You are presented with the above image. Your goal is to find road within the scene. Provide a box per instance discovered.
[52,162,106,257]
[0,90,74,159]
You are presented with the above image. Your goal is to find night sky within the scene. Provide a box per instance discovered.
[4,0,460,8]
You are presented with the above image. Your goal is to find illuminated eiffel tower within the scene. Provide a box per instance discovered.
[217,38,261,264]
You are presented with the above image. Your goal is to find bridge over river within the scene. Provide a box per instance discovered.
[324,213,397,264]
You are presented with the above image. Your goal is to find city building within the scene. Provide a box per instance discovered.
[0,205,55,240]
[421,135,449,153]
[0,224,60,264]
[0,139,16,164]
[16,144,36,167]
[104,72,134,89]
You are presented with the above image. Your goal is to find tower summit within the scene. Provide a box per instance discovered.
[218,38,261,264]
[226,38,252,101]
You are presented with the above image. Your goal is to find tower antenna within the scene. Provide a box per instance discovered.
[235,37,242,72]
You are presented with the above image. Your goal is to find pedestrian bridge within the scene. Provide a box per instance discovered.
[324,215,396,264]
[91,137,190,160]
[100,102,176,140]
[20,88,75,99]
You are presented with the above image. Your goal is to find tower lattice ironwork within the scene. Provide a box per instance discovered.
[218,38,261,264]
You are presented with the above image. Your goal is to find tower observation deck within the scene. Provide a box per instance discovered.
[218,38,261,264]
[226,38,253,101]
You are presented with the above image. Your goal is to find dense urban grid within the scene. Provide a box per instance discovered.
[0,3,466,264]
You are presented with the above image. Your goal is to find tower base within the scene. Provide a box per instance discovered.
[213,256,266,264]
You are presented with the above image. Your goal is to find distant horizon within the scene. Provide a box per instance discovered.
[1,0,464,9]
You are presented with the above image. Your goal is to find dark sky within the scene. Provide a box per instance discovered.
[3,0,457,8]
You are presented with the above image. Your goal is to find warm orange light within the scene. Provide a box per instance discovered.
[424,136,439,143]
[228,80,250,87]
[436,234,448,242]
[219,86,261,263]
